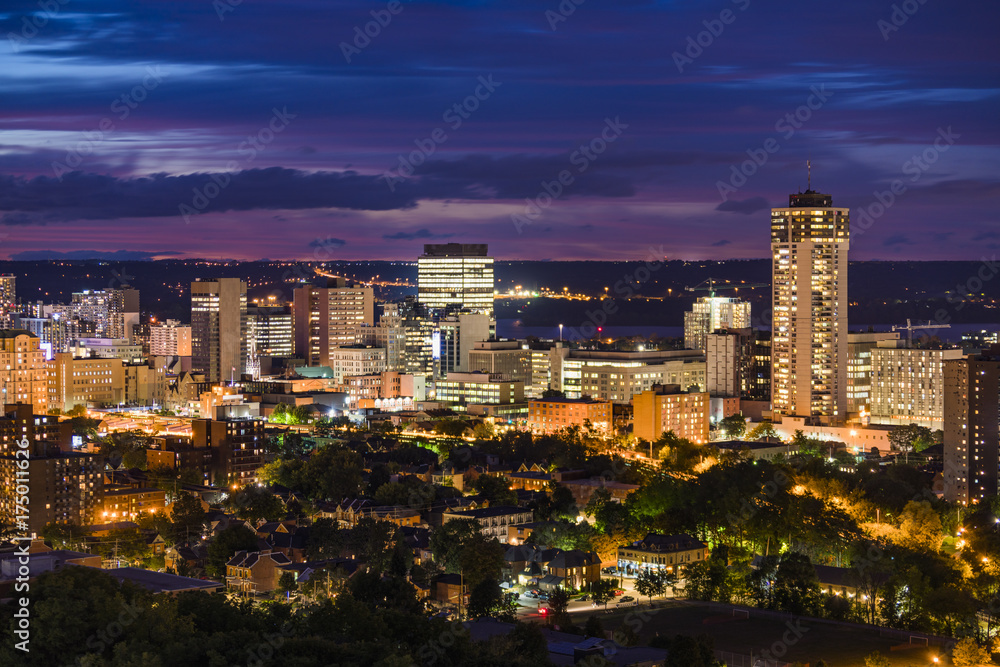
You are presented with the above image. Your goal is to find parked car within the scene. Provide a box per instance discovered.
[525,592,537,599]
[577,595,589,602]
[538,593,549,601]
[619,595,635,603]
[614,589,624,596]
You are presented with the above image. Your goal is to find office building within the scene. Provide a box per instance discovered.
[0,275,15,329]
[293,277,374,367]
[435,371,523,411]
[72,338,144,364]
[0,330,49,413]
[247,305,294,357]
[870,340,962,431]
[847,332,900,419]
[47,353,126,412]
[191,278,248,383]
[632,384,710,444]
[550,347,706,403]
[771,185,850,422]
[0,404,102,534]
[417,243,494,316]
[469,340,534,386]
[150,319,193,357]
[329,345,387,384]
[527,397,612,435]
[434,312,492,376]
[943,349,1000,505]
[684,297,751,352]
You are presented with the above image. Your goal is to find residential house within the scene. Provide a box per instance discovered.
[617,533,708,576]
[441,505,534,541]
[226,550,293,596]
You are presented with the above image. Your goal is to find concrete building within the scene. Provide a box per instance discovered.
[417,243,494,316]
[191,278,248,383]
[527,397,612,435]
[101,487,166,522]
[191,417,265,487]
[47,353,125,412]
[617,533,708,576]
[551,347,706,404]
[0,330,49,413]
[345,371,426,410]
[435,312,493,376]
[441,505,534,540]
[0,404,101,534]
[247,305,294,358]
[72,338,144,364]
[436,371,523,411]
[70,288,139,341]
[150,319,192,357]
[771,186,850,423]
[329,345,387,384]
[293,277,374,368]
[684,296,750,352]
[847,332,900,419]
[469,340,533,386]
[943,349,1000,505]
[632,384,709,444]
[870,341,963,431]
[17,317,70,357]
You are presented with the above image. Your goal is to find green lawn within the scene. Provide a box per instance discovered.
[595,601,957,666]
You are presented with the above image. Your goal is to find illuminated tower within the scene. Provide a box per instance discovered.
[770,173,850,422]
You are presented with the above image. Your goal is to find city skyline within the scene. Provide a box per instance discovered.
[1,0,998,262]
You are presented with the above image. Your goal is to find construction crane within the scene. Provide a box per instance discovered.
[891,318,951,345]
[684,278,769,297]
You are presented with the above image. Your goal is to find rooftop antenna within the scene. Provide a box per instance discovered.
[807,159,812,191]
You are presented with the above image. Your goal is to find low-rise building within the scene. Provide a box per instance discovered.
[527,397,613,435]
[436,372,523,412]
[632,384,709,444]
[226,550,293,596]
[441,505,533,541]
[617,533,708,576]
[101,486,166,522]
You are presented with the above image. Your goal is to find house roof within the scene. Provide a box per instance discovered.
[102,567,223,593]
[625,533,706,553]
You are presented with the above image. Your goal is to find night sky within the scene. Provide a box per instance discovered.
[1,0,997,262]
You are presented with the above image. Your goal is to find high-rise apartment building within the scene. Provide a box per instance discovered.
[191,279,248,383]
[0,275,15,329]
[0,331,49,413]
[706,328,771,401]
[417,243,494,316]
[684,297,751,352]
[293,278,374,367]
[70,288,139,340]
[870,341,963,431]
[847,331,900,419]
[0,403,102,534]
[150,319,192,357]
[943,348,1000,505]
[770,187,849,422]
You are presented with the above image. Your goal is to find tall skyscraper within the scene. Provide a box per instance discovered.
[684,297,751,352]
[0,275,15,329]
[770,184,850,422]
[191,279,248,383]
[943,348,1000,505]
[293,278,374,367]
[417,243,495,316]
[247,305,294,357]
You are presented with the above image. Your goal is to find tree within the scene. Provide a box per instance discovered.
[746,420,778,441]
[223,485,286,523]
[591,578,616,609]
[42,522,83,550]
[430,519,481,573]
[863,651,890,667]
[897,500,944,551]
[348,518,400,575]
[952,637,991,666]
[169,492,207,543]
[306,517,344,560]
[546,587,570,626]
[635,567,668,603]
[206,524,259,577]
[474,474,518,506]
[459,533,505,590]
[584,614,605,638]
[467,579,517,622]
[771,552,821,616]
[718,414,747,439]
[473,421,496,440]
[887,423,933,455]
[277,570,298,596]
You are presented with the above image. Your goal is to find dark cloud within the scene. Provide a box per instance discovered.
[715,197,770,215]
[711,239,732,247]
[382,228,452,241]
[883,235,913,247]
[308,237,347,248]
[9,249,181,260]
